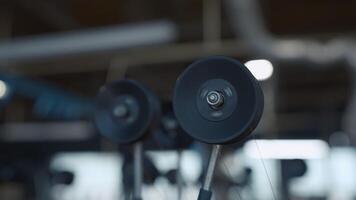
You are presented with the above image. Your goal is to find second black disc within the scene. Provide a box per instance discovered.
[94,79,160,144]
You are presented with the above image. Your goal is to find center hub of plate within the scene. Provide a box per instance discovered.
[196,79,237,122]
[206,90,224,109]
[112,103,129,118]
[111,95,139,124]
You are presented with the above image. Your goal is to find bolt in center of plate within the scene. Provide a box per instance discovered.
[206,90,224,109]
[196,79,237,122]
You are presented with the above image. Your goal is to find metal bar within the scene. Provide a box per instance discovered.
[203,144,221,191]
[0,121,95,142]
[134,142,143,199]
[177,150,183,200]
[0,20,177,63]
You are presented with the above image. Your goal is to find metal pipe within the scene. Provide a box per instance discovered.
[134,142,143,200]
[203,144,221,191]
[0,20,177,63]
[177,150,183,200]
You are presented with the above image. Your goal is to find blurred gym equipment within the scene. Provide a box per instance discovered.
[0,0,356,199]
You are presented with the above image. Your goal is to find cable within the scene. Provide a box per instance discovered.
[253,135,277,200]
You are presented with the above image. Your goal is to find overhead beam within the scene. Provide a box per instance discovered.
[0,20,177,64]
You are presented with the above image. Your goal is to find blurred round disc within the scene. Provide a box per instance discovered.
[173,56,264,144]
[94,79,160,144]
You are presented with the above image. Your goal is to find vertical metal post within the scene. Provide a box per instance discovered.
[203,144,221,190]
[177,150,183,200]
[198,144,221,200]
[133,142,143,200]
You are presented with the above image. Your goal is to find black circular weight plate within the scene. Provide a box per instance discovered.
[94,79,160,144]
[173,56,264,144]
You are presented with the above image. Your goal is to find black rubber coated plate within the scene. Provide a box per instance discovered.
[173,56,264,144]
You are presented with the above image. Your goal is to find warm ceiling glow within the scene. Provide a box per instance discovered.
[245,59,274,81]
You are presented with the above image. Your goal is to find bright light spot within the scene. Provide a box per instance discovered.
[245,59,274,81]
[244,139,329,159]
[0,80,8,98]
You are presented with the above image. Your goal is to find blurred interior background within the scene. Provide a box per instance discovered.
[0,0,356,199]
